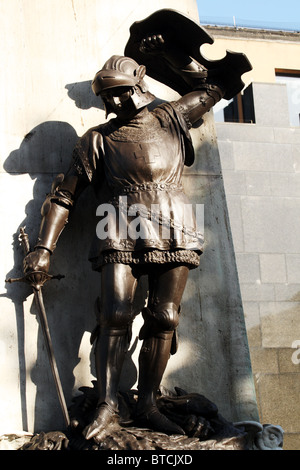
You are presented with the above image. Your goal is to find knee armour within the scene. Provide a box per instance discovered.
[94,293,133,329]
[139,302,180,340]
[90,296,133,345]
[100,306,133,330]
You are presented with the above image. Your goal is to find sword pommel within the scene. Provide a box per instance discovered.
[19,226,31,255]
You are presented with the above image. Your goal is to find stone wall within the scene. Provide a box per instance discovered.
[216,82,300,450]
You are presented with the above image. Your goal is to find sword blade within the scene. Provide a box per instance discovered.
[34,288,70,427]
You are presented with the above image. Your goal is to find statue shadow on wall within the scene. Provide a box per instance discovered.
[2,80,145,432]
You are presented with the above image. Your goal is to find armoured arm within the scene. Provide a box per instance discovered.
[35,173,78,254]
[24,171,87,274]
[140,35,224,125]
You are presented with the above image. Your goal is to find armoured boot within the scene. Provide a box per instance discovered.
[83,327,129,440]
[136,331,185,435]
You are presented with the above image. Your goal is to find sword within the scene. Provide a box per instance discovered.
[6,227,70,428]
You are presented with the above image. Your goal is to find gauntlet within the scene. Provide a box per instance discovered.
[35,174,77,254]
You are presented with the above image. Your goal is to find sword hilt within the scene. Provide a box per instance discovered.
[5,271,65,290]
[5,227,64,290]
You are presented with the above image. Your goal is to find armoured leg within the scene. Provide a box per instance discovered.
[94,326,131,410]
[136,303,184,434]
[83,326,130,440]
[83,264,138,440]
[136,265,189,434]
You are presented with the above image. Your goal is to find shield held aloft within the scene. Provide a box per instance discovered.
[125,8,252,100]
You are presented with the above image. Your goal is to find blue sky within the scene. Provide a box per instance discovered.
[196,0,300,30]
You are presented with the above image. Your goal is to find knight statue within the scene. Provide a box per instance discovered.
[23,10,252,440]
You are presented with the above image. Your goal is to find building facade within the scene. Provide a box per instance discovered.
[204,25,300,450]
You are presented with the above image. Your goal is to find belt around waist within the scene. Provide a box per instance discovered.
[112,182,183,195]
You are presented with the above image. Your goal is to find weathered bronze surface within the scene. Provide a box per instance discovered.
[17,9,254,446]
[19,385,283,450]
[125,9,252,100]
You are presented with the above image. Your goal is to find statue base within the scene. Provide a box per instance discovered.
[15,382,284,451]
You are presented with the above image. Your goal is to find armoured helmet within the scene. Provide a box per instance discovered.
[92,55,155,116]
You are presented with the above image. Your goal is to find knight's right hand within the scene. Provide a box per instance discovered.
[139,34,165,55]
[23,248,51,275]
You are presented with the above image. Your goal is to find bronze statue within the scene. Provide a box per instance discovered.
[22,10,251,441]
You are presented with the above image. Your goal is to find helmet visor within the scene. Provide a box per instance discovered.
[92,70,138,95]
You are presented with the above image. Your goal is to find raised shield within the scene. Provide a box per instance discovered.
[125,9,252,100]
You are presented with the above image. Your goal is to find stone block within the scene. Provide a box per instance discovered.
[259,254,287,283]
[216,122,275,143]
[243,301,260,325]
[222,170,246,195]
[250,348,279,374]
[260,302,300,348]
[283,434,300,451]
[245,171,272,196]
[241,197,300,254]
[236,253,260,283]
[240,283,275,302]
[233,141,294,173]
[218,140,235,170]
[278,348,300,373]
[275,284,300,302]
[252,82,290,127]
[243,302,262,348]
[292,145,300,172]
[270,172,300,197]
[274,127,300,145]
[226,196,244,252]
[286,254,300,284]
[258,373,300,433]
